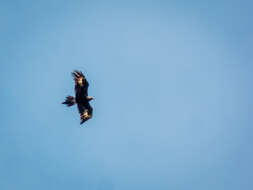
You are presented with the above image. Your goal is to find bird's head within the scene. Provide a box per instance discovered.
[87,96,94,101]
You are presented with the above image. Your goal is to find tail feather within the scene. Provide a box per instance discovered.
[62,96,76,107]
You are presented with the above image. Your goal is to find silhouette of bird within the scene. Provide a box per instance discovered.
[62,70,93,125]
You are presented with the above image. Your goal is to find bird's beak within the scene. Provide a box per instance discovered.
[87,96,94,101]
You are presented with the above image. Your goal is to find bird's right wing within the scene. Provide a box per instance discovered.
[72,70,89,97]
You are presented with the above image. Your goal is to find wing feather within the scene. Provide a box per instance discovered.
[77,103,93,124]
[72,70,89,97]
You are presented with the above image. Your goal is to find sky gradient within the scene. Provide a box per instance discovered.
[1,0,253,189]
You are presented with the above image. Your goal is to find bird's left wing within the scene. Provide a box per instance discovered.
[77,103,93,124]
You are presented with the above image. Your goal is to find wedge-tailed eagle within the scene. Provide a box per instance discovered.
[62,70,93,125]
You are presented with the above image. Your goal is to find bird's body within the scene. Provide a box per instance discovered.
[62,70,93,125]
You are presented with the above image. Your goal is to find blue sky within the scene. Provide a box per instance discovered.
[1,0,253,189]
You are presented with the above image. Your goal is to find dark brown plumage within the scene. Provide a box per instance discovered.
[62,70,93,125]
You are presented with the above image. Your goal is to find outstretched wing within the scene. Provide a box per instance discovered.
[77,102,93,124]
[72,70,89,97]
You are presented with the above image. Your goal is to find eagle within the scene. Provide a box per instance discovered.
[62,70,93,125]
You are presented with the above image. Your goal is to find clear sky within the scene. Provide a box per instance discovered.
[1,0,253,189]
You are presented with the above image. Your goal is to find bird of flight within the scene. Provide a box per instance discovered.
[62,70,93,125]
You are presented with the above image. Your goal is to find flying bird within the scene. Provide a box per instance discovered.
[62,70,93,125]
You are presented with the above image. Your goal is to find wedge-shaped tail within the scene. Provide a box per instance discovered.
[62,96,76,107]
